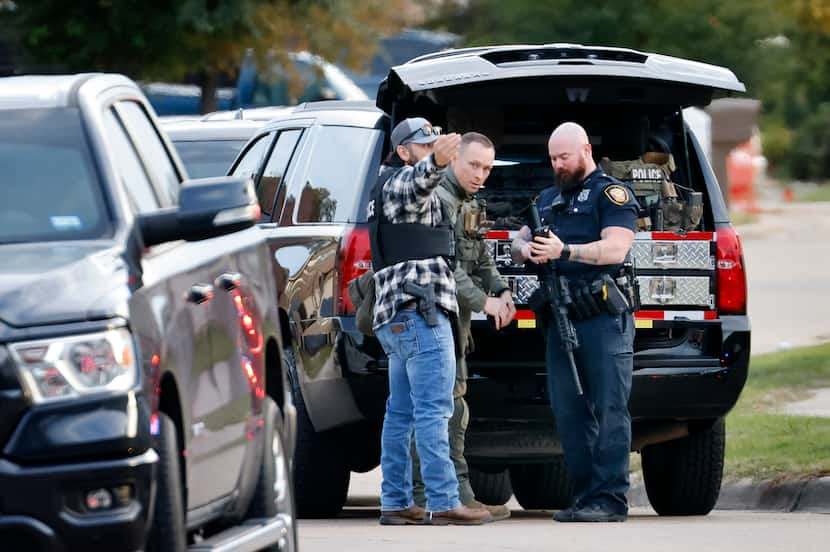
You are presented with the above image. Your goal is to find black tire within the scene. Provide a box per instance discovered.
[285,347,350,518]
[147,413,187,552]
[469,466,513,506]
[342,421,382,473]
[246,397,297,551]
[509,458,574,510]
[642,417,725,516]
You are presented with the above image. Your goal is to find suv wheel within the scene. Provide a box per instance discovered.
[343,421,382,473]
[245,397,297,550]
[146,412,186,552]
[642,417,725,516]
[509,459,573,510]
[285,346,350,518]
[469,466,513,506]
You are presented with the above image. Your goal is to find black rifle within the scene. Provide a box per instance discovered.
[527,200,584,396]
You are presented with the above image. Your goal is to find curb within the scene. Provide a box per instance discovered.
[628,475,830,513]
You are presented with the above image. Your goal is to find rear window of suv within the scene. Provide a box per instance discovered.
[175,139,249,179]
[291,125,382,224]
[0,108,111,244]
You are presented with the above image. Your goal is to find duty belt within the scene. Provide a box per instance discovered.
[562,273,637,321]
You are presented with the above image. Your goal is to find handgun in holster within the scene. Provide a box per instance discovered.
[403,281,440,326]
[600,274,631,315]
[620,253,641,312]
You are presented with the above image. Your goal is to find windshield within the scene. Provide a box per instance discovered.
[174,139,249,179]
[252,56,368,106]
[0,108,111,244]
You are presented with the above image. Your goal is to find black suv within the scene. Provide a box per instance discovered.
[223,44,750,518]
[0,74,296,551]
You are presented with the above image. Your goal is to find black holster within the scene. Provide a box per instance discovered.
[566,272,635,321]
[403,281,440,326]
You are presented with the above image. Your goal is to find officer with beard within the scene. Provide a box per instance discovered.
[512,122,639,522]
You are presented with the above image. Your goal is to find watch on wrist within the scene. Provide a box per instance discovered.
[560,243,571,261]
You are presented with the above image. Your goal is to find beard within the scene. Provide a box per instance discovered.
[555,160,587,193]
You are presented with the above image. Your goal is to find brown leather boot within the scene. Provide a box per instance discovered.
[465,500,510,521]
[427,505,493,525]
[379,504,427,525]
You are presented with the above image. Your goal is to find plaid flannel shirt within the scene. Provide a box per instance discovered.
[372,154,458,329]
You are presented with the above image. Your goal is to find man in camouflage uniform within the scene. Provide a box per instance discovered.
[412,132,516,521]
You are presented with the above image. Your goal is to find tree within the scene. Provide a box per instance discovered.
[429,0,830,178]
[430,0,783,98]
[7,1,408,112]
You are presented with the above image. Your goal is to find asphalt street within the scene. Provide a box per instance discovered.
[298,507,827,552]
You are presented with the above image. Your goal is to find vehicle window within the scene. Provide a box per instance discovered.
[231,132,274,184]
[477,161,555,229]
[253,61,319,106]
[252,74,290,107]
[250,57,366,107]
[257,129,302,218]
[174,139,249,179]
[103,108,160,214]
[0,107,111,243]
[116,101,180,206]
[292,126,383,223]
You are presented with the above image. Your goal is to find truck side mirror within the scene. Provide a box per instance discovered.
[138,177,259,247]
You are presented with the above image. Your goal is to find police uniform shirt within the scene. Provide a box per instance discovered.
[537,167,639,279]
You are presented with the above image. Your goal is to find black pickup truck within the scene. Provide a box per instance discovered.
[0,74,296,552]
[215,44,750,519]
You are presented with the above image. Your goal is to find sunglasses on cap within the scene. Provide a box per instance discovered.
[400,124,443,145]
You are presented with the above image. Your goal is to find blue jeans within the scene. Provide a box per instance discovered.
[375,308,460,513]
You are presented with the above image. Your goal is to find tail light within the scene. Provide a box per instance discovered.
[337,226,372,315]
[716,225,747,314]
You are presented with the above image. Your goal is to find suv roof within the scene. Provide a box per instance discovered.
[161,117,266,141]
[259,100,385,132]
[200,106,295,122]
[378,43,745,113]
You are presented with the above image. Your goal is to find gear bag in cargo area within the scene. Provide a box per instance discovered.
[601,151,702,233]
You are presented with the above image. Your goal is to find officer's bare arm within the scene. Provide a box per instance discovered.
[569,226,634,265]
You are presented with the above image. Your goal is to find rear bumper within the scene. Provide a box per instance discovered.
[339,315,750,460]
[0,448,157,552]
[464,317,750,462]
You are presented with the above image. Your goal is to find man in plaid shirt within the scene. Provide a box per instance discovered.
[373,118,492,526]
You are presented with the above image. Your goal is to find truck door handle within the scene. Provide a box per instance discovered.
[187,284,214,304]
[215,272,242,292]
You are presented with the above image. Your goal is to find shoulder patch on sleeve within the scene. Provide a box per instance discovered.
[604,184,629,206]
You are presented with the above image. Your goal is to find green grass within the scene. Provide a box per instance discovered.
[724,343,830,480]
[794,184,830,202]
[729,210,760,226]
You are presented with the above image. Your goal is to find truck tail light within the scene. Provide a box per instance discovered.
[337,226,372,315]
[716,225,747,314]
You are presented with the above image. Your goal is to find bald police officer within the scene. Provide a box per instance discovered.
[411,132,515,521]
[513,122,639,522]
